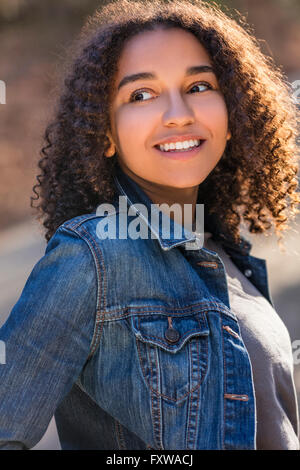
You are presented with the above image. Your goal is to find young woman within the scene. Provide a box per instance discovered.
[0,0,299,450]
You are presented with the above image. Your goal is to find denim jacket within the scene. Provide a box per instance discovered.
[0,163,275,450]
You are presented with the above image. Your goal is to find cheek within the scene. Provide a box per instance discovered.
[196,95,229,135]
[115,106,154,151]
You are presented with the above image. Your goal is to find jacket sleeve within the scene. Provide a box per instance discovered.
[0,226,98,449]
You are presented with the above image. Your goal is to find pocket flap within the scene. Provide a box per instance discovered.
[131,313,209,353]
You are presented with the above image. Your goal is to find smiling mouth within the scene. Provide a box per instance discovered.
[154,140,205,153]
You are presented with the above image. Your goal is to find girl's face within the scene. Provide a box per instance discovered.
[106,27,231,189]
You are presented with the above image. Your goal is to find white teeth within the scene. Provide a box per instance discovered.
[175,142,184,150]
[159,139,201,152]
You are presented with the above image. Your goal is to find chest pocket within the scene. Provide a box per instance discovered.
[131,311,210,403]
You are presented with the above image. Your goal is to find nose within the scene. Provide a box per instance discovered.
[162,91,195,127]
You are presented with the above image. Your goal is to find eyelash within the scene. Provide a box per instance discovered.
[129,81,214,103]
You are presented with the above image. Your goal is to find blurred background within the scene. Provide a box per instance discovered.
[0,0,299,450]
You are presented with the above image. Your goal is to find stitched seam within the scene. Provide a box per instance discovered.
[97,301,235,321]
[100,310,235,323]
[77,226,108,359]
[186,339,195,447]
[62,215,99,230]
[148,343,158,450]
[199,315,209,387]
[128,302,220,313]
[60,226,103,360]
[136,319,208,349]
[115,420,127,449]
[187,389,193,446]
[135,316,209,402]
[136,338,162,449]
[193,340,200,449]
[154,344,163,450]
[80,226,107,310]
[103,301,226,313]
[87,310,102,360]
[186,338,201,449]
[150,361,156,449]
[143,363,206,401]
[221,314,226,450]
[88,309,105,359]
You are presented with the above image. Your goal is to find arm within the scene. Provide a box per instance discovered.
[0,226,97,449]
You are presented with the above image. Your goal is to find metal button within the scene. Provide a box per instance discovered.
[244,269,252,278]
[165,327,180,343]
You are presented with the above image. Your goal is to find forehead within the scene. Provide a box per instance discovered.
[116,27,212,77]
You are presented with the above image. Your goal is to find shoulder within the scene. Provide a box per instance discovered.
[55,205,148,251]
[44,214,104,275]
[49,208,135,262]
[55,210,120,248]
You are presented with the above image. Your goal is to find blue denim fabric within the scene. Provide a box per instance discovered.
[0,163,275,450]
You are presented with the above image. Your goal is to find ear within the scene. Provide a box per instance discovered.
[104,130,116,158]
[226,129,231,141]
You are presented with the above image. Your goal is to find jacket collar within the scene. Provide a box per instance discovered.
[113,162,252,255]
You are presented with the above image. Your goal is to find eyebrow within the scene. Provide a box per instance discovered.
[117,65,216,91]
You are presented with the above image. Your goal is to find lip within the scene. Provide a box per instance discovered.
[153,134,206,146]
[153,139,206,160]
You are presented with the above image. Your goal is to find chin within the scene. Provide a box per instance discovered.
[159,172,209,189]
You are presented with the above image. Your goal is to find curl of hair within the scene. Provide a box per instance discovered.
[31,0,300,248]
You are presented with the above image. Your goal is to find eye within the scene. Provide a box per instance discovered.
[129,81,214,103]
[129,89,154,103]
[188,82,214,93]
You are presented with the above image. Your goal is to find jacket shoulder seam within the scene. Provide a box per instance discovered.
[58,225,105,360]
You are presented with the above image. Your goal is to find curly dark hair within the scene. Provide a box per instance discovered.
[31,0,300,248]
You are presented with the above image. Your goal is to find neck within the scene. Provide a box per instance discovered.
[118,163,199,229]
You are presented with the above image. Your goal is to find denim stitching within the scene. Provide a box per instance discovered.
[97,302,235,322]
[87,310,102,359]
[136,331,207,349]
[77,226,108,358]
[62,226,104,360]
[115,419,127,450]
[96,301,229,314]
[136,339,162,449]
[150,362,156,448]
[148,343,161,450]
[127,301,223,313]
[136,316,208,350]
[135,314,209,402]
[192,340,201,449]
[88,309,105,359]
[186,341,194,447]
[80,226,107,310]
[194,339,201,448]
[221,314,226,450]
[186,338,202,449]
[153,344,163,450]
[200,317,209,387]
[63,215,98,230]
